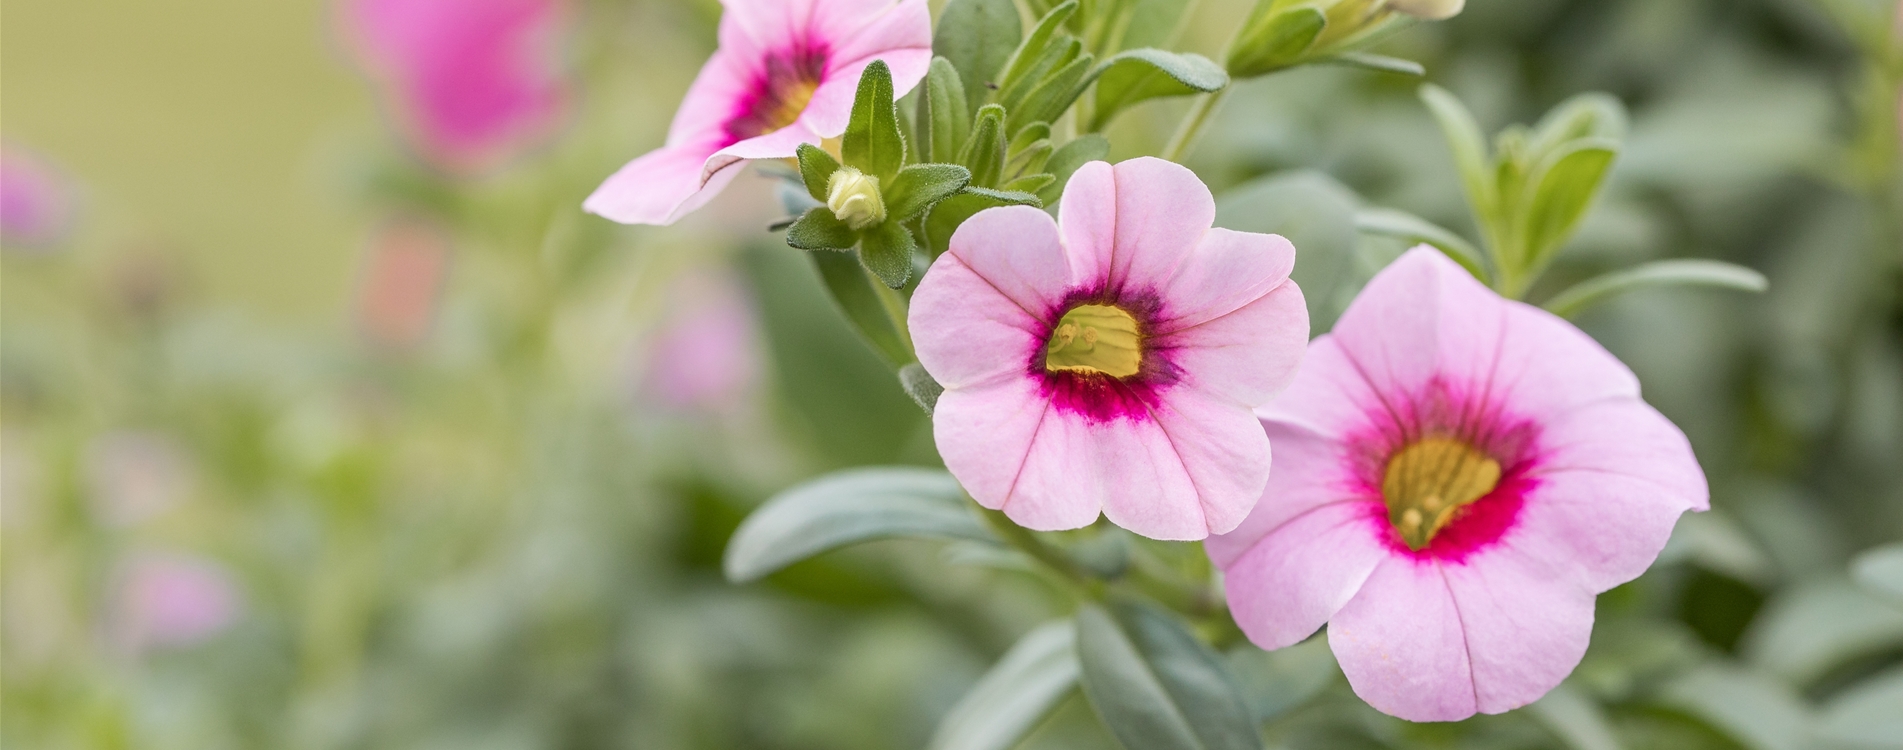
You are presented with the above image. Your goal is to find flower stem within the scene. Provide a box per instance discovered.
[870,275,915,356]
[1162,88,1230,163]
[978,509,1097,588]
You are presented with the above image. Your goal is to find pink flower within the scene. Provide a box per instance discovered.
[1207,247,1708,722]
[583,0,931,226]
[344,0,569,174]
[640,272,761,412]
[910,158,1310,541]
[109,553,242,653]
[1,143,78,250]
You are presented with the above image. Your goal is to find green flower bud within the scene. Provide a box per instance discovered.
[826,167,885,231]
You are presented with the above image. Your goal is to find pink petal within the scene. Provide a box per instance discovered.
[799,0,933,136]
[714,0,814,60]
[1058,158,1215,293]
[1327,246,1491,404]
[1147,386,1275,535]
[1222,501,1387,650]
[1156,228,1297,333]
[1535,398,1708,509]
[933,376,1085,525]
[1256,336,1393,438]
[1328,558,1479,722]
[1031,410,1206,540]
[1441,546,1597,714]
[582,143,742,226]
[911,260,1046,391]
[663,52,758,146]
[1159,280,1309,408]
[1206,420,1361,567]
[1487,295,1642,423]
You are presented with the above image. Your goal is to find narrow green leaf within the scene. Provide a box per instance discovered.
[1039,134,1109,204]
[930,621,1079,750]
[723,467,993,583]
[934,0,1023,113]
[886,163,973,221]
[921,58,971,164]
[811,250,913,365]
[1520,139,1618,265]
[1354,207,1489,282]
[1007,140,1054,179]
[1224,638,1337,723]
[1542,259,1768,318]
[999,36,1083,116]
[1316,52,1426,77]
[797,144,842,204]
[997,1,1079,99]
[1003,173,1057,195]
[1660,664,1809,750]
[1076,600,1262,750]
[860,221,918,288]
[1089,49,1228,131]
[1851,543,1903,602]
[960,105,1009,188]
[922,188,1042,257]
[1815,666,1903,749]
[898,363,944,415]
[1419,84,1497,223]
[844,60,905,182]
[785,207,858,251]
[1010,52,1094,135]
[1009,122,1051,156]
[1528,683,1624,750]
[1530,92,1628,155]
[1226,5,1326,79]
[1741,578,1903,685]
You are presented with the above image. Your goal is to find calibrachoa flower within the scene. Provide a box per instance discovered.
[108,553,242,653]
[911,158,1310,541]
[1,142,78,250]
[1208,247,1708,722]
[641,271,761,412]
[344,0,569,174]
[584,0,931,225]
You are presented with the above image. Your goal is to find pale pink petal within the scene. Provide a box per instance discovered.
[1485,298,1641,423]
[715,0,815,59]
[1223,501,1387,650]
[712,120,826,162]
[934,377,1083,524]
[1255,337,1392,438]
[911,255,1047,390]
[1534,399,1709,509]
[1206,421,1362,567]
[663,52,757,146]
[1148,386,1274,535]
[1328,558,1479,722]
[1057,158,1215,292]
[1158,281,1309,407]
[1442,546,1596,714]
[582,144,741,226]
[1328,246,1492,403]
[941,205,1074,319]
[798,0,933,136]
[1034,410,1205,540]
[1156,228,1297,333]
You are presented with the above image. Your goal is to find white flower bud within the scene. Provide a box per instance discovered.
[1387,0,1464,20]
[826,167,885,230]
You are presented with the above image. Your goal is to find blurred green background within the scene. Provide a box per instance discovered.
[3,0,1900,749]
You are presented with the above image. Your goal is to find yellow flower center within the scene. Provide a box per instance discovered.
[1045,304,1142,378]
[1381,437,1502,550]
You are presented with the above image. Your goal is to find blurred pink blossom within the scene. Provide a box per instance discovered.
[641,272,761,412]
[344,0,570,174]
[1,142,78,250]
[355,217,452,350]
[85,431,195,527]
[109,553,242,653]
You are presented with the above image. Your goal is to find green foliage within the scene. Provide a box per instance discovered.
[1542,260,1768,319]
[930,621,1080,750]
[723,467,996,583]
[919,58,971,164]
[811,249,915,365]
[787,207,858,251]
[844,60,906,182]
[1227,4,1326,79]
[859,220,919,288]
[886,164,974,221]
[933,0,1022,113]
[1075,600,1263,750]
[1090,50,1229,132]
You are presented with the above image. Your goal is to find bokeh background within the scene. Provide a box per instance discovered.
[3,0,1900,748]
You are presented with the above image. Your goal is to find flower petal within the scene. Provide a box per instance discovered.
[1441,546,1596,714]
[1206,420,1362,567]
[1058,158,1215,294]
[934,376,1084,524]
[1328,557,1478,722]
[581,143,743,226]
[1535,399,1708,509]
[1158,279,1308,407]
[715,0,815,61]
[1256,336,1391,438]
[911,256,1050,391]
[799,0,932,136]
[1487,295,1642,422]
[1046,409,1206,540]
[1328,246,1492,405]
[1148,386,1274,535]
[1222,500,1388,650]
[1156,228,1297,333]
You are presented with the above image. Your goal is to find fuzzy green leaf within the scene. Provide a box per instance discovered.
[797,144,842,204]
[997,1,1079,99]
[1541,259,1768,318]
[960,104,1009,188]
[1076,600,1262,750]
[919,58,971,164]
[1227,5,1325,79]
[1089,49,1228,131]
[860,221,918,288]
[1520,139,1618,265]
[934,0,1022,113]
[785,207,858,251]
[844,60,905,182]
[886,163,973,221]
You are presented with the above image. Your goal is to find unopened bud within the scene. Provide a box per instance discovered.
[826,167,885,230]
[1387,0,1464,20]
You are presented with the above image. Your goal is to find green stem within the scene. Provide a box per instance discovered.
[1161,88,1230,163]
[870,276,915,356]
[979,509,1098,588]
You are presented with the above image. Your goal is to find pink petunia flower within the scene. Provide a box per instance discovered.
[108,553,242,653]
[910,158,1310,541]
[583,0,931,226]
[1208,247,1709,722]
[345,0,569,174]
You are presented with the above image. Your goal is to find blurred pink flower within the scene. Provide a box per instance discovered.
[1208,247,1708,722]
[344,0,569,174]
[85,431,195,527]
[109,553,242,653]
[910,158,1310,541]
[584,0,931,226]
[642,273,761,412]
[1,142,78,250]
[355,217,452,350]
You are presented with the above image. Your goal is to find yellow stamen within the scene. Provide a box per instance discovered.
[1045,304,1142,378]
[1381,437,1501,550]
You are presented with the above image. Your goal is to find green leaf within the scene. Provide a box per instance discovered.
[1528,683,1624,750]
[1214,170,1361,331]
[1815,666,1903,749]
[997,1,1079,100]
[844,60,905,182]
[1003,173,1057,195]
[999,37,1083,120]
[1009,52,1093,135]
[723,467,993,583]
[923,188,1043,257]
[930,621,1080,750]
[797,144,842,204]
[886,163,973,221]
[1075,600,1261,750]
[1354,207,1489,281]
[1419,84,1497,225]
[1316,51,1425,77]
[785,207,858,251]
[960,104,1009,188]
[898,362,943,415]
[1520,138,1618,266]
[920,58,971,164]
[1224,638,1337,723]
[1852,543,1903,602]
[1659,664,1810,750]
[1039,134,1109,204]
[1740,578,1903,685]
[811,249,913,365]
[1115,0,1196,51]
[1226,5,1326,79]
[1007,122,1054,176]
[860,221,918,288]
[1530,92,1629,156]
[1541,259,1768,319]
[1089,49,1228,131]
[934,0,1022,113]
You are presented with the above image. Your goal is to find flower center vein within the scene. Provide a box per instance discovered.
[1380,437,1502,550]
[1045,304,1142,378]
